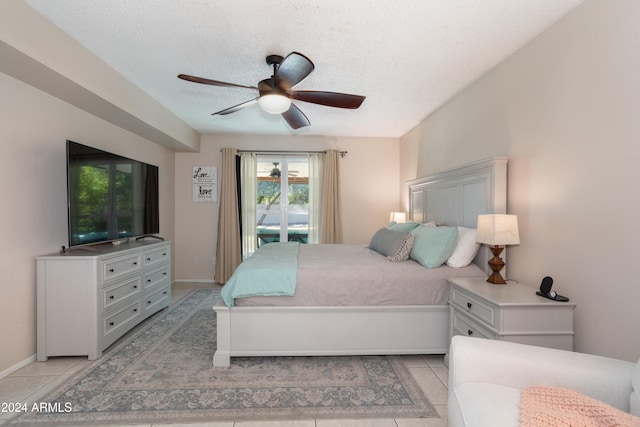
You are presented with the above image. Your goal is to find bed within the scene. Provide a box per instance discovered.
[213,156,508,367]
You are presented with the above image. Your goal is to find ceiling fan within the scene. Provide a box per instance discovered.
[260,162,298,178]
[178,52,366,130]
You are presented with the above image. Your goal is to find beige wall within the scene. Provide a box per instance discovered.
[0,0,189,375]
[0,0,198,152]
[174,134,400,281]
[400,0,640,361]
[4,0,637,375]
[0,72,176,375]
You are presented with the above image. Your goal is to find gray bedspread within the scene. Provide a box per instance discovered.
[235,244,486,307]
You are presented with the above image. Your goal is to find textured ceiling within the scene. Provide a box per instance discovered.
[25,0,582,138]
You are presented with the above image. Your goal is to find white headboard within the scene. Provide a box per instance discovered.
[407,157,508,273]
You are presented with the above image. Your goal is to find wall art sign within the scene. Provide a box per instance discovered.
[192,165,217,203]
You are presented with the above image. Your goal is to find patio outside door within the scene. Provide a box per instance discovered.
[256,156,310,247]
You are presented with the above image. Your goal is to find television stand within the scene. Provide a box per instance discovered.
[37,240,171,360]
[136,234,164,241]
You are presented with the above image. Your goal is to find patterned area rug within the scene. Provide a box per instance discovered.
[10,288,437,425]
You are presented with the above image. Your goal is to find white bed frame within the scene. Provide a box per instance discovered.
[213,157,508,367]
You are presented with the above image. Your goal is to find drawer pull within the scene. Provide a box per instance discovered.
[148,300,152,304]
[133,261,138,266]
[147,257,151,261]
[147,279,152,283]
[133,285,138,289]
[133,308,138,312]
[467,302,472,309]
[163,291,167,295]
[467,329,473,335]
[163,272,167,276]
[109,268,115,273]
[163,253,167,256]
[109,322,114,326]
[109,295,114,299]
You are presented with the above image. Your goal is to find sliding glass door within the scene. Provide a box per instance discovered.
[256,156,310,246]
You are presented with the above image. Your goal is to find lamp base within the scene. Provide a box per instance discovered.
[486,246,506,285]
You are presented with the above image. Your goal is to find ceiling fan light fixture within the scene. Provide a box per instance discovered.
[179,52,365,129]
[259,93,291,114]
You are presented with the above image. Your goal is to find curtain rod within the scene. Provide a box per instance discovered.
[222,149,347,158]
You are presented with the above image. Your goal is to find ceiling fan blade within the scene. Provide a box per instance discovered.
[178,74,258,90]
[291,90,366,109]
[275,52,314,90]
[212,98,258,116]
[281,104,310,129]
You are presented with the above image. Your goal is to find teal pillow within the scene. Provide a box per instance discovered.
[386,221,421,233]
[409,225,459,268]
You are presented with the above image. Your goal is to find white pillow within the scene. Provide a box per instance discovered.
[446,227,481,268]
[631,358,640,416]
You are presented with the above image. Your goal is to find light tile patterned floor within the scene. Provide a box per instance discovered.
[0,282,449,427]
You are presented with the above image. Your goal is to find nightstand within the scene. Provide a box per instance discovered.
[448,277,575,351]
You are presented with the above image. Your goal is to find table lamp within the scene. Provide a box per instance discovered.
[476,214,520,284]
[389,212,407,223]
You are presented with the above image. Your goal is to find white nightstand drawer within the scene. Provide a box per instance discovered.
[450,286,496,327]
[452,310,496,340]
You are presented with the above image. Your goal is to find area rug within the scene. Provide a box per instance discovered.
[10,288,437,425]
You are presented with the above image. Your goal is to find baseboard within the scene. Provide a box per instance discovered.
[0,354,36,380]
[173,279,218,284]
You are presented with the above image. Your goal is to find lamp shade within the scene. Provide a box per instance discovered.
[258,93,291,114]
[389,212,407,223]
[476,214,520,246]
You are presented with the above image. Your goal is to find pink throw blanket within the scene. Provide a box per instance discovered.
[520,386,640,427]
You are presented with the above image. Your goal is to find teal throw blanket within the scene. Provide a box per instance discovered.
[221,242,299,307]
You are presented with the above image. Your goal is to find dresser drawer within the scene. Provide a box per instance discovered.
[143,245,170,268]
[101,253,142,284]
[103,277,142,311]
[144,285,170,315]
[450,286,496,327]
[104,301,142,338]
[143,265,170,292]
[451,309,496,340]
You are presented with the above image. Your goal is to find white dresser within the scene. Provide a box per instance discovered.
[36,240,171,361]
[448,277,575,351]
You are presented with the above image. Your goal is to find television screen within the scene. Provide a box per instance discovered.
[66,140,159,247]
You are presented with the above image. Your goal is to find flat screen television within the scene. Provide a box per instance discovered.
[66,140,160,247]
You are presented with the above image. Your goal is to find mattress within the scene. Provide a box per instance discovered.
[234,244,486,307]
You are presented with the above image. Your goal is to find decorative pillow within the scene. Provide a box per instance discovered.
[386,221,421,233]
[446,227,481,268]
[409,225,458,268]
[369,228,415,261]
[631,358,640,416]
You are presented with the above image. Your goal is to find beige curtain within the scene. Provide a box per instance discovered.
[214,148,242,284]
[319,149,343,243]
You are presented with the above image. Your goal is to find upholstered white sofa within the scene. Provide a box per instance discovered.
[448,336,640,427]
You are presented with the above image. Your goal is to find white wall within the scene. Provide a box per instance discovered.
[400,0,640,361]
[0,73,176,375]
[174,134,400,281]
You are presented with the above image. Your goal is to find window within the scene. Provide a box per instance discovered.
[256,156,310,246]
